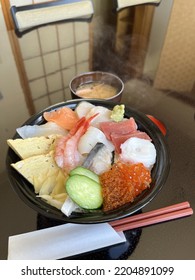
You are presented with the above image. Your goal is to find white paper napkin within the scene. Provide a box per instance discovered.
[8,223,126,260]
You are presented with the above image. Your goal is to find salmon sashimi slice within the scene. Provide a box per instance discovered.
[43,107,79,130]
[99,118,137,140]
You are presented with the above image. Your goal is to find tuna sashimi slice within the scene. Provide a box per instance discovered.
[99,118,137,140]
[111,131,151,154]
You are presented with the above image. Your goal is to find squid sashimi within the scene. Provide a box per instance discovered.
[111,131,151,153]
[43,107,79,130]
[16,122,68,139]
[61,196,83,217]
[78,126,114,155]
[85,106,112,128]
[100,118,137,140]
[75,101,95,118]
[120,137,156,169]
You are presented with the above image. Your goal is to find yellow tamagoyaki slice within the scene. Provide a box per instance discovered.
[11,151,64,194]
[7,135,60,159]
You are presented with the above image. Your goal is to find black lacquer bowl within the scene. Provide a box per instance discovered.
[6,99,170,223]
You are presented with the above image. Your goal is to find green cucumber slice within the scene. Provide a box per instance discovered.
[66,174,103,209]
[69,166,100,183]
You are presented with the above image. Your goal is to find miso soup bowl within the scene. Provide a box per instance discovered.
[69,71,124,102]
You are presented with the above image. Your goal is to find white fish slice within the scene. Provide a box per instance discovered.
[83,143,113,175]
[16,122,68,139]
[86,106,112,128]
[75,101,95,118]
[78,126,114,154]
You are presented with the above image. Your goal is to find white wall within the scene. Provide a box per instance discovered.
[143,0,174,79]
[0,5,29,173]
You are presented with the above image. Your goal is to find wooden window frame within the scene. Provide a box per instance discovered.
[1,0,35,115]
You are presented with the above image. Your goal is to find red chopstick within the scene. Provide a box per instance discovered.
[109,202,193,232]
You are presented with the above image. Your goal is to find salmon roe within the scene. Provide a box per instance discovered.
[100,162,152,212]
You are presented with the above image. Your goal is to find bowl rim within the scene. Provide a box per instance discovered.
[6,99,171,224]
[69,71,125,100]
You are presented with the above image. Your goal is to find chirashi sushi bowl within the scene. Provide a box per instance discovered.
[6,99,170,223]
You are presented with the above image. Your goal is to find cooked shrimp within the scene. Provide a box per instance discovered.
[54,117,85,169]
[62,130,86,172]
[54,115,98,173]
[54,136,69,168]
